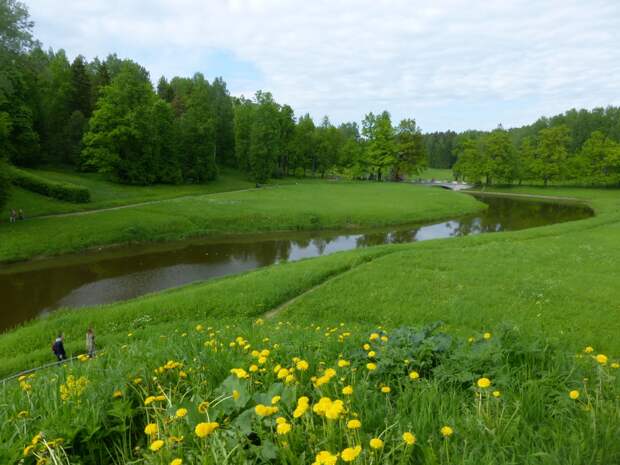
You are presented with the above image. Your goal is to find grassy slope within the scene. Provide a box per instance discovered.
[1,186,619,464]
[0,167,255,218]
[0,182,484,263]
[279,187,620,350]
[1,186,618,375]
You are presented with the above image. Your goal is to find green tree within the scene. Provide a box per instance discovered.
[481,127,516,184]
[211,77,235,167]
[530,125,571,186]
[362,111,396,181]
[290,114,316,176]
[394,119,426,180]
[233,97,255,173]
[276,104,295,176]
[453,138,484,184]
[81,62,163,184]
[577,131,620,185]
[69,55,92,117]
[249,91,280,183]
[177,74,218,183]
[0,0,40,166]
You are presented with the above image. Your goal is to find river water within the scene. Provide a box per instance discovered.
[0,194,592,333]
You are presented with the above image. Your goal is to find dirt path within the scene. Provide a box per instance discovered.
[264,261,376,320]
[36,187,263,220]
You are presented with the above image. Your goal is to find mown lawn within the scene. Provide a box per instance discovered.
[0,186,619,464]
[0,182,484,263]
[0,167,255,218]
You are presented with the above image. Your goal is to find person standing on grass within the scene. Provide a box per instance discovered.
[10,209,16,223]
[86,327,96,358]
[18,209,24,220]
[52,333,67,361]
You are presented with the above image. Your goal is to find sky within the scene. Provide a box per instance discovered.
[25,0,620,132]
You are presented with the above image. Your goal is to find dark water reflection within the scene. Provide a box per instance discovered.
[0,194,592,332]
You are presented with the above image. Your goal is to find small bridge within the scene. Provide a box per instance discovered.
[412,180,472,191]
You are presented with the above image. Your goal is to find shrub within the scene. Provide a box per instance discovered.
[0,160,11,210]
[10,168,90,203]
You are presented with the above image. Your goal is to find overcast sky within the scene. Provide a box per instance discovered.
[25,0,620,132]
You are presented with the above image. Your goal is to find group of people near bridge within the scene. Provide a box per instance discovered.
[52,328,96,361]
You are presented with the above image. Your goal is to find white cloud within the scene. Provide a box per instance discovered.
[26,0,620,131]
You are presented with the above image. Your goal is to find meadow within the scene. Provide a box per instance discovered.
[1,184,619,464]
[0,167,255,218]
[0,181,484,263]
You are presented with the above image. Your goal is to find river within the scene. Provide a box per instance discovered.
[0,194,592,333]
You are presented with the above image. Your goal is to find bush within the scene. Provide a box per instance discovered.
[0,160,11,210]
[10,168,90,203]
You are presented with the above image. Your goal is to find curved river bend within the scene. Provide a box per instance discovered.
[0,194,592,332]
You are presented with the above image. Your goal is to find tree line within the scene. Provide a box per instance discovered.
[0,0,427,198]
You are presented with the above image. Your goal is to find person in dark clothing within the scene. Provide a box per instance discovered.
[52,333,67,361]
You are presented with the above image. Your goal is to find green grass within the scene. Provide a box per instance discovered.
[1,167,255,218]
[1,185,620,464]
[0,182,484,263]
[416,168,454,181]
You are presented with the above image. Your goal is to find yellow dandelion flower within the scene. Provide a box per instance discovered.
[150,439,164,452]
[492,390,501,398]
[483,332,491,340]
[409,371,420,380]
[175,408,188,418]
[296,360,309,371]
[611,362,620,369]
[342,385,353,395]
[144,423,158,436]
[255,404,279,416]
[271,395,281,405]
[369,438,384,449]
[569,390,580,400]
[314,451,339,465]
[363,343,371,351]
[232,390,240,400]
[403,431,416,445]
[596,354,608,365]
[195,422,219,438]
[347,419,362,429]
[366,363,377,371]
[112,390,122,398]
[341,445,362,462]
[170,459,183,465]
[477,377,491,389]
[440,426,453,437]
[584,346,594,353]
[276,422,292,435]
[198,401,209,413]
[368,351,376,358]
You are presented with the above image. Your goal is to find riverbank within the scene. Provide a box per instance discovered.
[0,182,484,263]
[1,186,619,464]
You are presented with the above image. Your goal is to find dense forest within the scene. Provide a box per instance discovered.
[2,0,620,213]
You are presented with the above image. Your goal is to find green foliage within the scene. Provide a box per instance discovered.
[527,125,571,186]
[10,167,90,203]
[0,159,10,209]
[362,111,396,180]
[249,92,280,183]
[81,63,173,184]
